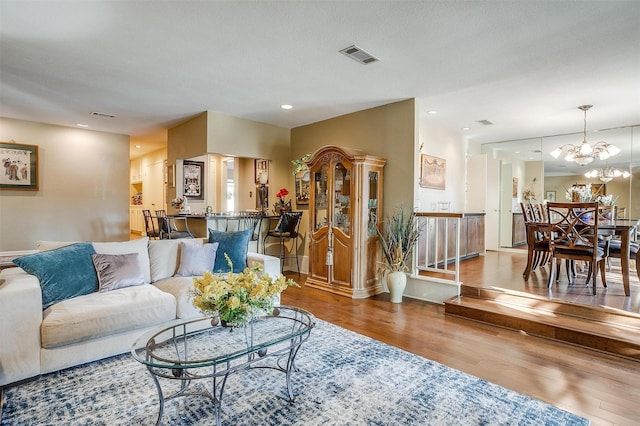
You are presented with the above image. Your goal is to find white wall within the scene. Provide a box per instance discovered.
[0,117,130,251]
[415,100,467,212]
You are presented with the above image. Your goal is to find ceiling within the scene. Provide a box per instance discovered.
[1,1,639,169]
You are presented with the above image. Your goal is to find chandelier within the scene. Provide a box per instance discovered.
[584,167,630,183]
[549,105,621,166]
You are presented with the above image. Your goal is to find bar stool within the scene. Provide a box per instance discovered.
[263,211,303,274]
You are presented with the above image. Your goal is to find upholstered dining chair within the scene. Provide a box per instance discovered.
[263,211,303,274]
[546,202,607,295]
[142,209,161,239]
[155,210,194,239]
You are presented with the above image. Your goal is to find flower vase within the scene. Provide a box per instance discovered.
[387,271,407,304]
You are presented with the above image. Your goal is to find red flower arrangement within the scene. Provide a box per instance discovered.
[276,188,289,201]
[274,188,291,214]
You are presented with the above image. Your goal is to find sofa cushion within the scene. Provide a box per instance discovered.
[209,229,252,273]
[14,242,98,310]
[92,253,146,292]
[153,277,202,319]
[41,284,176,349]
[175,242,219,277]
[148,238,204,282]
[92,238,151,284]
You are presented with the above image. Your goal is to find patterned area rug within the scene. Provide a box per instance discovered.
[1,320,588,425]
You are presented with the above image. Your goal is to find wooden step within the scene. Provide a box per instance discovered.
[444,285,640,361]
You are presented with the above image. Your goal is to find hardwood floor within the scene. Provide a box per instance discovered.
[282,251,640,426]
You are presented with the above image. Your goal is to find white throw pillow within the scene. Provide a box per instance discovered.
[149,238,204,282]
[175,242,219,277]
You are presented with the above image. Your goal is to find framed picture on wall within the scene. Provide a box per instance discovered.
[295,170,310,205]
[512,177,518,198]
[419,154,446,190]
[166,163,175,188]
[0,142,38,191]
[255,159,269,184]
[183,160,204,200]
[546,190,556,201]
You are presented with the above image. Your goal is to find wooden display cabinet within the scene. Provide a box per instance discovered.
[305,146,386,298]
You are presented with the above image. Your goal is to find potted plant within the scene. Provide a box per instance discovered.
[376,205,422,303]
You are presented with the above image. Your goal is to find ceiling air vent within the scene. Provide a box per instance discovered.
[477,119,494,126]
[91,111,117,118]
[339,45,379,65]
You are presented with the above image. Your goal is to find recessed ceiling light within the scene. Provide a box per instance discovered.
[135,145,141,149]
[462,127,470,131]
[76,123,89,128]
[426,110,438,115]
[281,104,293,110]
[515,151,520,154]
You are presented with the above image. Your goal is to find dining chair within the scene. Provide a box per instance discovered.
[546,202,606,295]
[263,211,303,274]
[597,205,640,283]
[521,202,551,280]
[155,210,194,239]
[142,209,161,240]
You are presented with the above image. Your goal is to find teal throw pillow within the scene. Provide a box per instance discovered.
[208,229,252,273]
[14,242,98,310]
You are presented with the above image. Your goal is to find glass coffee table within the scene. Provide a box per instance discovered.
[131,306,315,425]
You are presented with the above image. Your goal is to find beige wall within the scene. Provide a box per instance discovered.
[167,111,291,214]
[290,100,416,265]
[291,99,416,215]
[0,117,130,251]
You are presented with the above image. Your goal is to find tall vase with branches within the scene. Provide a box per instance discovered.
[376,206,422,303]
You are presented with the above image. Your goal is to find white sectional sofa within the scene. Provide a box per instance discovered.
[0,237,281,387]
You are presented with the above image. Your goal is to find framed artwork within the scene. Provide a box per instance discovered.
[183,160,204,200]
[166,163,175,188]
[546,190,556,202]
[512,177,518,198]
[295,170,310,205]
[255,159,269,184]
[1,142,38,191]
[592,183,606,197]
[419,154,446,190]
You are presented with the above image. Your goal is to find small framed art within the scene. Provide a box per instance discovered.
[0,142,38,191]
[183,160,204,200]
[419,154,446,190]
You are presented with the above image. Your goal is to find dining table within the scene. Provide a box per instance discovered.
[600,218,639,297]
[524,217,639,296]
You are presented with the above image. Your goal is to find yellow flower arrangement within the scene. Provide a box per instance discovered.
[191,254,299,327]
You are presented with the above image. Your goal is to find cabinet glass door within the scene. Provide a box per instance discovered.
[367,171,379,236]
[313,164,329,231]
[333,162,351,235]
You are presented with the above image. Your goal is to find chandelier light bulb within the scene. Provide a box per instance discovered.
[550,147,562,158]
[579,141,593,155]
[607,145,621,156]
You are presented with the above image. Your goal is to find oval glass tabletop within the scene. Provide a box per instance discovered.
[131,305,315,370]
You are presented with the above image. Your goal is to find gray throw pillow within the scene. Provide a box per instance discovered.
[175,242,219,277]
[91,253,145,292]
